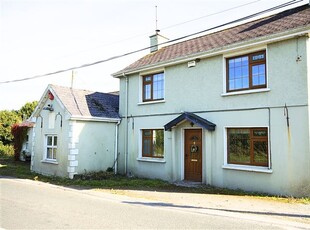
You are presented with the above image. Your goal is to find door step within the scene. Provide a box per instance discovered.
[173,180,203,188]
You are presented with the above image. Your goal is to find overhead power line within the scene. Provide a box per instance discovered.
[161,0,262,30]
[50,0,264,60]
[0,0,303,85]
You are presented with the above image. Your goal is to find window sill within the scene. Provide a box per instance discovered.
[221,88,270,97]
[222,164,272,173]
[138,100,165,106]
[41,160,59,165]
[137,157,166,163]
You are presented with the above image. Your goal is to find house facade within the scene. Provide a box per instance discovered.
[113,5,310,196]
[30,85,120,178]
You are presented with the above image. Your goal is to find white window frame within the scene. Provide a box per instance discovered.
[44,134,57,161]
[222,126,272,173]
[138,69,165,105]
[222,46,270,96]
[137,128,166,163]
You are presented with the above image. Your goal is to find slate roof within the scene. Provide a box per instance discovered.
[50,85,119,119]
[114,4,310,76]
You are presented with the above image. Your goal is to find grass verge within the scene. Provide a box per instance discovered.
[0,156,309,204]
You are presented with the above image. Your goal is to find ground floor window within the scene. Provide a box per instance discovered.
[142,129,164,158]
[46,135,57,160]
[227,128,268,166]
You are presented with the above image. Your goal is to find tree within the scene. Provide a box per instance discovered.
[18,101,38,120]
[0,100,38,146]
[0,110,21,145]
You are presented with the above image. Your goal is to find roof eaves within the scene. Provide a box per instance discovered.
[70,116,121,122]
[30,84,72,120]
[113,25,310,78]
[164,112,216,131]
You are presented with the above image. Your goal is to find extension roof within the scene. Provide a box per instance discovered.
[113,4,310,77]
[33,84,119,120]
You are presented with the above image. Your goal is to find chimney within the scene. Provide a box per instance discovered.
[149,30,169,53]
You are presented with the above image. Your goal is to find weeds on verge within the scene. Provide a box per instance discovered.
[0,156,309,204]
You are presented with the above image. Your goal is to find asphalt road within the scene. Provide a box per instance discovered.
[0,177,305,229]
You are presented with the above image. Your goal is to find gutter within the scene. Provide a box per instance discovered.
[69,116,120,122]
[114,120,121,174]
[124,73,129,175]
[113,27,310,78]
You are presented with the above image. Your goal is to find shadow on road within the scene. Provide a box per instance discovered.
[122,201,310,219]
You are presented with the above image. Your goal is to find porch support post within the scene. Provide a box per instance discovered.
[171,129,176,181]
[205,130,212,185]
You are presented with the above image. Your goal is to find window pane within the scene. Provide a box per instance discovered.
[235,58,242,67]
[143,139,151,156]
[252,64,265,86]
[252,53,265,61]
[47,148,53,159]
[242,77,249,88]
[228,128,268,166]
[253,141,268,164]
[144,84,151,100]
[253,130,267,136]
[143,130,151,136]
[53,148,57,159]
[227,52,266,92]
[229,68,235,79]
[144,76,151,82]
[241,56,248,65]
[241,66,249,77]
[235,67,241,77]
[54,136,57,146]
[235,78,242,89]
[228,56,249,91]
[228,129,250,164]
[142,129,164,158]
[153,73,164,100]
[153,130,164,157]
[47,136,53,145]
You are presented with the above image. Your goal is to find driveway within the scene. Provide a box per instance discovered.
[1,177,309,229]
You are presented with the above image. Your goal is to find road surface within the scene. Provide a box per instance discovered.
[0,177,308,229]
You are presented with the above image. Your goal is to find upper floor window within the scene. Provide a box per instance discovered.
[142,129,164,158]
[226,51,266,92]
[46,135,57,160]
[143,72,164,102]
[227,128,268,167]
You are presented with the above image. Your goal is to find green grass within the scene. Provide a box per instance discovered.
[0,156,309,204]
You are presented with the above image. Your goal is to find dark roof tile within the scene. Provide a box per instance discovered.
[115,5,310,75]
[50,85,119,119]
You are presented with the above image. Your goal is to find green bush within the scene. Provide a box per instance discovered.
[0,142,14,159]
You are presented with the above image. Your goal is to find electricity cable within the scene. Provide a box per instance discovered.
[0,0,303,84]
[59,0,263,56]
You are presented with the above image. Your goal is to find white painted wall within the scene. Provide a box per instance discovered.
[31,96,118,178]
[118,36,310,196]
[31,97,69,177]
[74,120,117,174]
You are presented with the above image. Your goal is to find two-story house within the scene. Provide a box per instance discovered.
[113,4,310,197]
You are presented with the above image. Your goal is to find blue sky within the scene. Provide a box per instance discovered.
[0,0,307,110]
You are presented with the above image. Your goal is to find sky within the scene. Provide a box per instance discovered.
[0,0,308,110]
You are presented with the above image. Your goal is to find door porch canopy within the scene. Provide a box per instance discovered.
[164,112,216,131]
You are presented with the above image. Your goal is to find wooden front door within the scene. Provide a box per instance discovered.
[184,129,202,182]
